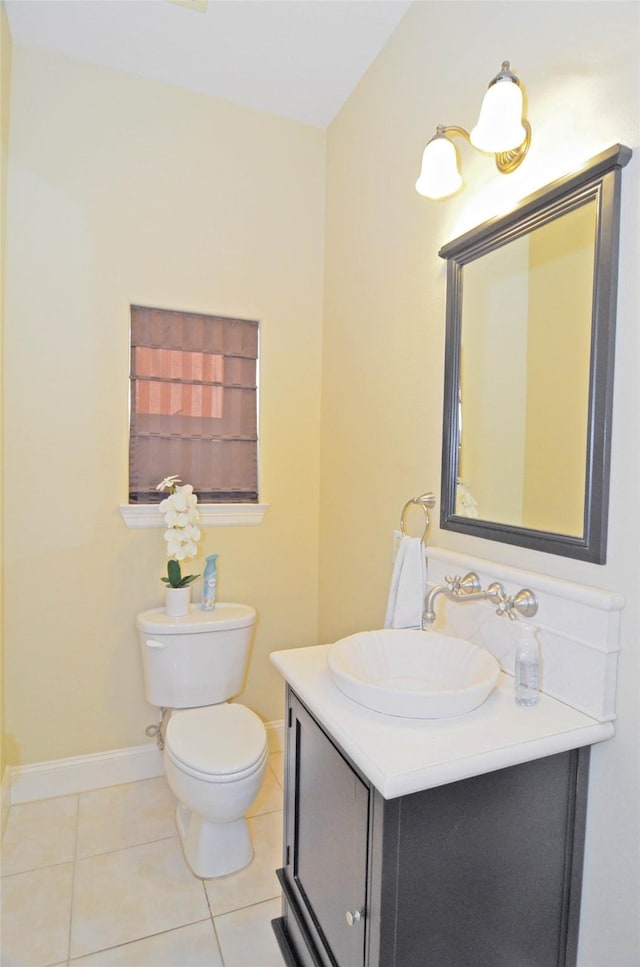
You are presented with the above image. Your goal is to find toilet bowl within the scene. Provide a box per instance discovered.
[136,603,267,879]
[164,703,268,878]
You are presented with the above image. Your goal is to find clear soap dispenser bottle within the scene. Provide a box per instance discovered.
[515,623,540,707]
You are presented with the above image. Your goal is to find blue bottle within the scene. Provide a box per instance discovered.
[201,554,218,611]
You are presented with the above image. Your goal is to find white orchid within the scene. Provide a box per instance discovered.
[157,477,202,587]
[156,474,182,492]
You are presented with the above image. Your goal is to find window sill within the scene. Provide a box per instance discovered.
[119,503,269,529]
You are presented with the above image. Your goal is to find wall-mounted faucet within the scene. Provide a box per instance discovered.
[423,572,538,628]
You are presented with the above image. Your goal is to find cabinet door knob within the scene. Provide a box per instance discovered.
[345,910,362,927]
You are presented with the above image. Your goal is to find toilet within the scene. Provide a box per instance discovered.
[136,602,267,879]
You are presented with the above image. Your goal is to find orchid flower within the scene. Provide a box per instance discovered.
[156,474,181,492]
[157,476,202,587]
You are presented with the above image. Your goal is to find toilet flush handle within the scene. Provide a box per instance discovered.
[145,639,166,650]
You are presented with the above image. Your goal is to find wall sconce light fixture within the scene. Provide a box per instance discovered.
[416,61,531,200]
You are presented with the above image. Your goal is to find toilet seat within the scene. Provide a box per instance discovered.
[166,703,267,783]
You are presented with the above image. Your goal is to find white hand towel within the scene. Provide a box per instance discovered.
[384,533,427,629]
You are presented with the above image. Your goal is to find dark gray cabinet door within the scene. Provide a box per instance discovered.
[289,696,370,967]
[390,751,587,967]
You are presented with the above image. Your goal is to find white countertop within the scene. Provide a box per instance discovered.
[270,644,614,800]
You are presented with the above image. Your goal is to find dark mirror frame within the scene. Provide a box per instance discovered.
[439,144,632,563]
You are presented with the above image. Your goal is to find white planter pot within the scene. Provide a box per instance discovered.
[165,586,191,617]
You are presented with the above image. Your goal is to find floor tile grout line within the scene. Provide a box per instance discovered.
[65,916,216,964]
[75,831,179,863]
[213,893,283,920]
[0,836,180,880]
[0,857,75,879]
[1,830,182,876]
[67,793,80,967]
[248,805,284,821]
[202,871,228,967]
[0,791,80,877]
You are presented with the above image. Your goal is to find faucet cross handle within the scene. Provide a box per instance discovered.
[495,587,539,620]
[445,572,481,594]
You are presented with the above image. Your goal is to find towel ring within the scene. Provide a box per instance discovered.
[400,492,436,542]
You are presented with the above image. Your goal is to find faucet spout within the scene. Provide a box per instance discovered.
[423,572,489,626]
[423,572,538,627]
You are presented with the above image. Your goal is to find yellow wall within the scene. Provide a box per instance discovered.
[4,47,325,764]
[0,0,12,811]
[321,3,639,965]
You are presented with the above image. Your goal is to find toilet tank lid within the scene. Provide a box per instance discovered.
[136,602,256,634]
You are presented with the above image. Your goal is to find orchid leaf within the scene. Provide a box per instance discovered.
[167,559,181,585]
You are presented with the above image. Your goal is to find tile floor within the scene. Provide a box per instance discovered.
[0,753,286,967]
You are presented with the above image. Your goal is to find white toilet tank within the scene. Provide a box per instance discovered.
[136,603,256,708]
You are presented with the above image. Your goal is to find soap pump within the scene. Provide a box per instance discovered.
[201,554,218,611]
[514,623,540,707]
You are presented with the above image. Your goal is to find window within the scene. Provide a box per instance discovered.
[129,305,259,504]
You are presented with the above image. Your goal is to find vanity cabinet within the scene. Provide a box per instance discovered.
[272,688,590,967]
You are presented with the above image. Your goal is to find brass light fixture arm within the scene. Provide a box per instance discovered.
[438,123,472,143]
[496,118,531,173]
[435,119,530,175]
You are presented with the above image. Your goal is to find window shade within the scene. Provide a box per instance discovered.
[129,306,258,503]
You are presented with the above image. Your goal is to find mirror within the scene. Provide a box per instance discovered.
[440,144,632,562]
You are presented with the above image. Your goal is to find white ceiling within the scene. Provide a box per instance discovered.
[4,0,413,128]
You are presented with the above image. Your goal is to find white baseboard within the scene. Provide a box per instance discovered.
[9,744,165,804]
[8,719,286,804]
[267,719,285,754]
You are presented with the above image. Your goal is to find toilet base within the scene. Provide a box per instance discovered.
[175,803,254,879]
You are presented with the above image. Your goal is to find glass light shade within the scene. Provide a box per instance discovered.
[415,136,463,200]
[470,79,526,153]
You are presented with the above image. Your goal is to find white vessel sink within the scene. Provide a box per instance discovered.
[327,629,500,719]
